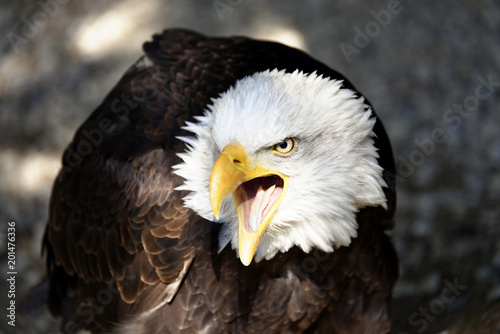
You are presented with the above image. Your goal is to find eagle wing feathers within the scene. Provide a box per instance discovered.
[44,29,397,333]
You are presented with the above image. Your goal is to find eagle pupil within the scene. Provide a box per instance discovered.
[273,138,294,154]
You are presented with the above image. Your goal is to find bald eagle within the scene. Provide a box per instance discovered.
[44,29,398,333]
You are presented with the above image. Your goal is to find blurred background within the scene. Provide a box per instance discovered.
[1,0,499,333]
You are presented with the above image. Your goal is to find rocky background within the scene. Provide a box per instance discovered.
[1,0,499,333]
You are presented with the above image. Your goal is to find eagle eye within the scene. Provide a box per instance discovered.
[273,138,295,154]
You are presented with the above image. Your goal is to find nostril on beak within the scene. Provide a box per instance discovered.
[233,159,241,165]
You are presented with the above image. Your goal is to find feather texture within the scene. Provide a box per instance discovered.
[44,29,397,333]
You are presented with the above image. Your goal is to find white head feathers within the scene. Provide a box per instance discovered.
[174,69,387,262]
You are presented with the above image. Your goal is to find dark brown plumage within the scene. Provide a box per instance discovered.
[43,29,398,333]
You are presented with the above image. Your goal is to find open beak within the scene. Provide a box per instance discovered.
[209,143,288,266]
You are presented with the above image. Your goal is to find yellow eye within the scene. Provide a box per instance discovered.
[273,138,295,154]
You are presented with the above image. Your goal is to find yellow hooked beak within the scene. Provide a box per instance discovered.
[209,143,288,266]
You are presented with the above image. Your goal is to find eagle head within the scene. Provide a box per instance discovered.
[174,69,387,266]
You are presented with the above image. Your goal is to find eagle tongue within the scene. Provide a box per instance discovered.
[247,184,275,233]
[235,177,282,234]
